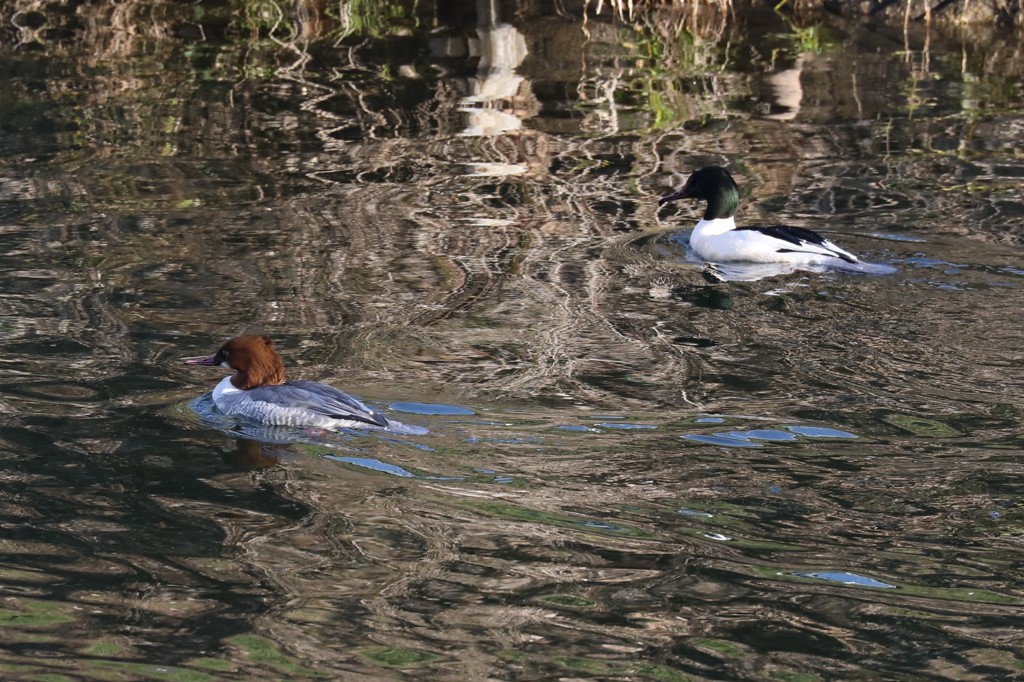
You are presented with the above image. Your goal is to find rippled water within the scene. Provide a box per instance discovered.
[1,1,1023,680]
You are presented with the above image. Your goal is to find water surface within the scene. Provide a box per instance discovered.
[1,1,1022,680]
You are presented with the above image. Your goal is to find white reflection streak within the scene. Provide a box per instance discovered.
[766,54,805,121]
[455,4,531,178]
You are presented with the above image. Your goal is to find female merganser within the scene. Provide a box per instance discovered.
[658,166,858,265]
[183,335,407,432]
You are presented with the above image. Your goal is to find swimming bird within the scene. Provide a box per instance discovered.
[658,166,859,265]
[183,335,405,432]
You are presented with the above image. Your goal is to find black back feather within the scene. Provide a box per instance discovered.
[735,225,856,263]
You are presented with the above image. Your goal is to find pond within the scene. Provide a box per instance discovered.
[1,0,1022,679]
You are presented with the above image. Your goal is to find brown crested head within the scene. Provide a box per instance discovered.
[184,335,286,389]
[217,335,286,389]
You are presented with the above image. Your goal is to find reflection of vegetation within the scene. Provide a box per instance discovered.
[577,17,732,134]
[224,0,420,41]
[632,664,692,682]
[227,0,419,44]
[87,661,218,681]
[227,634,325,677]
[0,600,74,627]
[84,639,130,657]
[771,6,836,65]
[693,638,746,657]
[789,24,822,53]
[189,658,237,672]
[462,501,658,539]
[234,0,293,36]
[361,646,441,667]
[329,0,417,39]
[555,656,612,673]
[768,671,820,682]
[587,0,733,23]
[882,413,961,437]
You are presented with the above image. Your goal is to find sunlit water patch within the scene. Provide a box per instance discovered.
[682,420,859,448]
[793,571,898,589]
[322,454,460,480]
[389,401,476,416]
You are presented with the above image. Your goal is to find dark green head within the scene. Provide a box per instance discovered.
[658,166,740,220]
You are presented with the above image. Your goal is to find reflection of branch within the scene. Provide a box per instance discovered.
[264,0,315,80]
[586,0,733,40]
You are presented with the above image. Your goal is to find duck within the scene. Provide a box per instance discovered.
[658,166,859,265]
[183,335,412,433]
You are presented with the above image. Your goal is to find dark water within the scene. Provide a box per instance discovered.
[1,1,1023,680]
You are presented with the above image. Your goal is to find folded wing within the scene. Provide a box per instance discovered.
[246,381,390,428]
[738,225,858,263]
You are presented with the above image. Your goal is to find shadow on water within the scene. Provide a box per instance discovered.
[0,0,1023,679]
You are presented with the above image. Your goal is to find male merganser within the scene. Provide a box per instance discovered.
[658,166,858,265]
[183,335,407,432]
